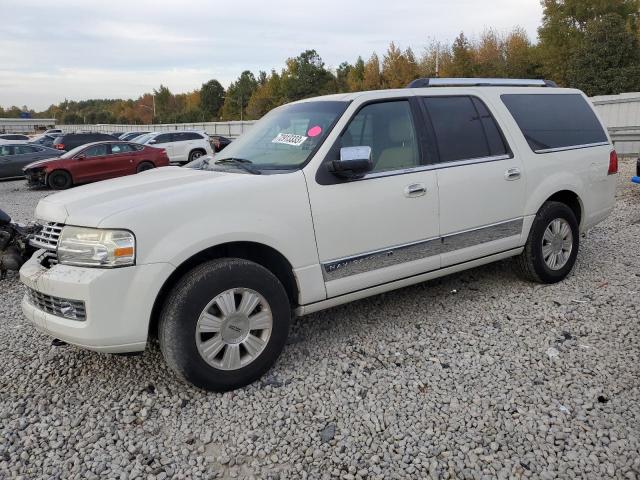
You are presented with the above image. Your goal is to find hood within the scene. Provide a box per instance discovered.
[35,166,252,226]
[24,156,64,170]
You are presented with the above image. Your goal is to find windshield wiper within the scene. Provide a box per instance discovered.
[214,157,262,175]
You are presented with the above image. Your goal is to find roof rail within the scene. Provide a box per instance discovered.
[406,78,558,88]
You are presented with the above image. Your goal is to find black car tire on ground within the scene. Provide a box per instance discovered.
[136,161,155,173]
[158,258,291,392]
[515,201,579,284]
[47,170,73,190]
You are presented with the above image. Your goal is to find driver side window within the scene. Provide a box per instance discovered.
[341,101,419,173]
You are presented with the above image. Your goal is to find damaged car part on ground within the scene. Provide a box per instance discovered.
[0,209,38,279]
[18,79,618,391]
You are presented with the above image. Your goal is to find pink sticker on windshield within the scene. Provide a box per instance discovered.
[307,125,322,137]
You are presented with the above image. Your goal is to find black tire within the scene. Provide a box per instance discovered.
[515,201,579,283]
[158,258,291,392]
[188,149,205,162]
[47,170,72,190]
[136,161,155,173]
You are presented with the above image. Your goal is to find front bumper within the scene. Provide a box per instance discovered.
[24,169,46,187]
[20,250,174,353]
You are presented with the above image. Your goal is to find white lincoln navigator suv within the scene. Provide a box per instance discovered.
[20,78,617,391]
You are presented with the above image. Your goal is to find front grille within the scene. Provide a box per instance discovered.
[26,287,86,321]
[31,222,64,250]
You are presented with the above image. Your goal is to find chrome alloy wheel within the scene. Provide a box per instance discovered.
[542,218,573,270]
[195,288,273,371]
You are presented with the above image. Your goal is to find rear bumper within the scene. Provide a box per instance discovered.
[20,250,174,353]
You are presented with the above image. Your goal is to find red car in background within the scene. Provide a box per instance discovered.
[23,141,170,189]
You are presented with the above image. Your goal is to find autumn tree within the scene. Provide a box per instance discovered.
[246,70,284,119]
[381,43,420,88]
[280,50,336,101]
[363,53,382,90]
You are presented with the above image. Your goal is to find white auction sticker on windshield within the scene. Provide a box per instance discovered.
[272,133,307,146]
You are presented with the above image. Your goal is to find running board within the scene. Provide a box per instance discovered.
[294,247,523,316]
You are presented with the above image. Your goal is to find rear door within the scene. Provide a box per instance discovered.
[109,143,140,176]
[150,133,175,161]
[420,95,526,267]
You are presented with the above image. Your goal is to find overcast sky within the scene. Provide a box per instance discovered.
[1,0,543,110]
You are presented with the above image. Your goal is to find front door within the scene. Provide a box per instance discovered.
[306,99,441,298]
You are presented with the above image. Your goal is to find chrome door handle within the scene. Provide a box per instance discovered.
[504,168,521,181]
[404,183,426,197]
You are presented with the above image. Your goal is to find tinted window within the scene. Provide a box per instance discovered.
[154,134,172,143]
[83,144,109,157]
[15,145,39,154]
[182,132,203,140]
[501,94,608,152]
[0,145,14,156]
[422,96,507,163]
[111,143,135,154]
[341,100,419,172]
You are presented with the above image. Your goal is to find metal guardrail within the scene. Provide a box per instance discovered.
[55,121,256,138]
[609,126,640,157]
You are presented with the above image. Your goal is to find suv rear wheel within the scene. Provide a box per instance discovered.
[158,258,290,391]
[188,149,205,162]
[515,201,579,283]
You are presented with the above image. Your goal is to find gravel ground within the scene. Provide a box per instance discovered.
[1,161,639,480]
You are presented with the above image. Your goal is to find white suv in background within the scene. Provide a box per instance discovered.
[141,131,213,164]
[20,78,617,391]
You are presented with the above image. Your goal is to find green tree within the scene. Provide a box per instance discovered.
[280,50,336,102]
[449,32,476,77]
[220,71,258,120]
[567,13,640,95]
[200,79,225,120]
[336,61,353,92]
[538,0,640,85]
[153,85,174,122]
[346,56,365,91]
[246,70,284,119]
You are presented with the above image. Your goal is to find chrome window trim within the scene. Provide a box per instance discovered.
[322,217,524,281]
[534,141,610,154]
[360,154,512,180]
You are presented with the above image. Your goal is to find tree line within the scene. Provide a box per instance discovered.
[3,0,639,124]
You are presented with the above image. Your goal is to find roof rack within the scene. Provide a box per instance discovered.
[406,78,558,88]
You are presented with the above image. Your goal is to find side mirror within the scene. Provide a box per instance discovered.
[330,146,373,179]
[75,153,86,160]
[148,139,157,145]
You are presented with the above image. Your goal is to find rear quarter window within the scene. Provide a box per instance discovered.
[501,94,608,153]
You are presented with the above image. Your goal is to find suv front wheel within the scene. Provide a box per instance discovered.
[159,258,290,391]
[515,201,580,284]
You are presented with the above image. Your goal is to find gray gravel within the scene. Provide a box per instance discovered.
[1,161,639,480]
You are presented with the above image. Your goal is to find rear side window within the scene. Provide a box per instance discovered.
[178,132,202,141]
[155,134,172,143]
[501,94,608,153]
[421,96,508,163]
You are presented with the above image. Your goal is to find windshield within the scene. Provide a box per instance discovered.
[61,144,89,158]
[132,133,154,144]
[209,100,348,170]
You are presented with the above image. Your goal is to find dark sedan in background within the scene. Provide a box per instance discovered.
[24,141,171,189]
[0,144,62,179]
[210,134,232,152]
[52,132,118,151]
[0,134,30,141]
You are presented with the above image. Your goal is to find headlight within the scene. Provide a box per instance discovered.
[57,226,135,268]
